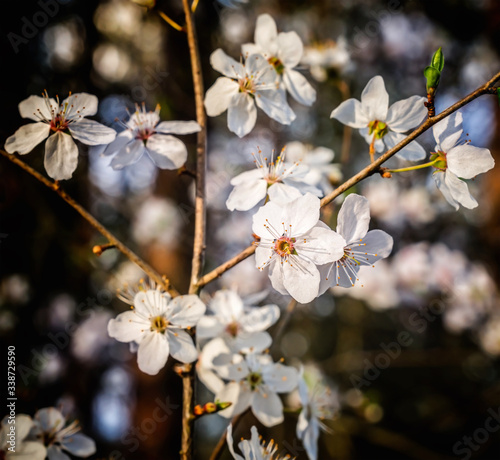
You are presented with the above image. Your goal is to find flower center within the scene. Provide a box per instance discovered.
[238,77,255,94]
[274,236,296,257]
[367,120,388,139]
[50,114,69,132]
[225,321,240,337]
[341,247,361,265]
[247,372,263,391]
[430,151,447,170]
[268,56,285,75]
[151,315,168,333]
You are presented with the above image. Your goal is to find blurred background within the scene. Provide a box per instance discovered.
[1,0,500,458]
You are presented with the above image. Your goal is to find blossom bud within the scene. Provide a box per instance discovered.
[424,47,444,93]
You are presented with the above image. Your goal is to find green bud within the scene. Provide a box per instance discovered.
[424,66,441,93]
[431,47,445,72]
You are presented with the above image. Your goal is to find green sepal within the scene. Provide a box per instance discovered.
[431,47,445,72]
[424,66,441,92]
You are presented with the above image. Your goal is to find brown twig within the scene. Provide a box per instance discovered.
[0,149,178,297]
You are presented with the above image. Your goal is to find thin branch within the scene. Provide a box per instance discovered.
[195,71,500,290]
[0,149,178,297]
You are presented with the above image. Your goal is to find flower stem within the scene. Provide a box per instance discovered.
[386,158,439,173]
[157,11,186,32]
[0,149,178,297]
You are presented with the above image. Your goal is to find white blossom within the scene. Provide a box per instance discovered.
[430,111,494,210]
[479,316,500,356]
[215,353,299,426]
[29,407,96,460]
[226,148,322,211]
[318,194,393,293]
[242,14,316,106]
[253,193,345,304]
[5,91,116,180]
[204,49,295,138]
[0,415,46,460]
[301,38,351,82]
[108,287,205,375]
[102,104,200,170]
[330,76,427,161]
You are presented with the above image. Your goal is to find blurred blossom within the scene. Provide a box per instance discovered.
[0,274,30,304]
[71,311,113,361]
[107,261,145,292]
[220,11,251,45]
[43,19,85,70]
[47,294,76,329]
[132,196,182,246]
[479,316,500,356]
[219,258,270,298]
[38,354,65,385]
[391,242,431,298]
[217,0,249,9]
[93,43,132,83]
[301,38,351,82]
[94,0,142,39]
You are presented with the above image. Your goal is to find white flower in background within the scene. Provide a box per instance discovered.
[227,424,291,460]
[242,14,316,106]
[285,141,342,195]
[297,374,339,460]
[215,353,299,426]
[301,38,351,82]
[102,104,200,170]
[226,148,322,211]
[318,194,393,293]
[430,111,494,210]
[0,414,46,460]
[132,196,182,246]
[253,193,345,304]
[108,288,205,375]
[479,316,500,356]
[204,49,295,138]
[330,76,427,161]
[197,289,280,352]
[5,91,116,180]
[30,407,96,460]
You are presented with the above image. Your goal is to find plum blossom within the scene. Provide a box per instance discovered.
[107,286,205,375]
[102,104,200,170]
[0,414,46,460]
[197,289,280,352]
[301,38,351,82]
[242,14,316,106]
[204,49,295,138]
[226,148,322,211]
[29,407,96,460]
[253,193,345,304]
[215,352,299,426]
[297,374,339,460]
[5,91,116,180]
[429,111,494,210]
[479,316,500,356]
[226,424,292,460]
[330,76,427,161]
[318,194,393,293]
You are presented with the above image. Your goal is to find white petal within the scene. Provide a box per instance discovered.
[228,93,257,138]
[34,407,65,432]
[137,332,169,375]
[231,331,272,354]
[1,414,32,443]
[69,119,116,146]
[299,418,319,460]
[204,77,240,117]
[240,305,280,332]
[386,95,427,132]
[230,168,264,186]
[210,48,244,79]
[330,98,369,128]
[216,382,253,418]
[168,295,206,327]
[146,134,187,169]
[19,95,57,121]
[62,92,99,118]
[102,130,134,156]
[107,311,149,343]
[282,258,320,303]
[226,424,244,460]
[433,171,477,210]
[263,363,299,393]
[337,193,370,242]
[4,123,50,154]
[432,111,463,152]
[255,89,296,125]
[356,229,394,264]
[210,290,244,319]
[252,200,285,237]
[255,246,274,270]
[226,179,267,211]
[268,261,288,295]
[241,43,262,58]
[47,445,70,460]
[300,226,346,264]
[283,69,316,106]
[277,31,303,68]
[282,193,321,236]
[384,131,426,161]
[60,433,96,456]
[447,145,494,179]
[155,120,201,135]
[12,441,47,460]
[110,139,145,169]
[168,329,198,363]
[134,290,169,317]
[252,388,283,427]
[196,316,225,339]
[254,14,278,51]
[361,76,388,121]
[44,132,79,180]
[267,182,303,205]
